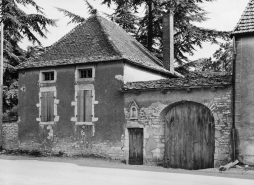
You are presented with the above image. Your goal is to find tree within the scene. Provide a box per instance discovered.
[180,41,233,72]
[1,0,56,118]
[102,0,230,64]
[56,0,93,25]
[56,0,230,64]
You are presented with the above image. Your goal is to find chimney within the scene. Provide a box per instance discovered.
[163,12,174,72]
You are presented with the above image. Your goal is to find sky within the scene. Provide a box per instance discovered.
[20,0,250,60]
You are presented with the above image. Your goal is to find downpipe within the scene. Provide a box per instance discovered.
[231,36,237,161]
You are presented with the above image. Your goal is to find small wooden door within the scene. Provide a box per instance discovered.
[165,101,215,170]
[129,128,143,165]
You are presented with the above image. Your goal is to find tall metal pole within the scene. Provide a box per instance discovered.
[0,0,3,151]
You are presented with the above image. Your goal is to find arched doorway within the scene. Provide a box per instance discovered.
[164,101,215,170]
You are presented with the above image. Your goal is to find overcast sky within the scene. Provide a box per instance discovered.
[20,0,250,60]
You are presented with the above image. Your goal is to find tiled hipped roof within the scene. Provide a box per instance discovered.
[17,15,175,75]
[232,0,254,35]
[121,72,231,91]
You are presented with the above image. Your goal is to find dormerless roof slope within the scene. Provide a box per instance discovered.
[18,15,177,76]
[232,0,254,35]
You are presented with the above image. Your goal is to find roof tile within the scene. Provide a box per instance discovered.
[17,15,175,75]
[232,0,254,35]
[121,72,232,91]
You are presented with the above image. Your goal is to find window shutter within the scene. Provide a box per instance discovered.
[77,90,93,122]
[84,90,93,122]
[41,92,54,122]
[77,90,85,122]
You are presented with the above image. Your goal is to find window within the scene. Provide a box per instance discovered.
[77,90,93,122]
[79,68,92,79]
[37,86,59,124]
[71,84,98,126]
[41,91,54,122]
[75,66,95,82]
[42,71,54,81]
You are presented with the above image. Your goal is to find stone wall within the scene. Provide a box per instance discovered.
[2,121,19,150]
[123,87,232,167]
[2,122,124,159]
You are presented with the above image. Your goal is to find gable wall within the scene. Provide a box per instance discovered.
[17,61,126,158]
[235,35,254,165]
[123,63,167,82]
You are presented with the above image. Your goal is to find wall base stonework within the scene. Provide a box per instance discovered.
[18,139,124,159]
[2,122,124,160]
[2,122,19,150]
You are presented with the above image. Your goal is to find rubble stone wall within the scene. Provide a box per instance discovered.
[2,121,19,150]
[123,87,232,167]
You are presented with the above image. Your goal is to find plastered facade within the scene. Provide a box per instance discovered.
[16,62,126,158]
[234,36,254,165]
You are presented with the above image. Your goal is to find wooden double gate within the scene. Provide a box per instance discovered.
[164,101,215,170]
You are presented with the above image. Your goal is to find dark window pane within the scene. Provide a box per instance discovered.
[79,69,92,78]
[43,72,54,81]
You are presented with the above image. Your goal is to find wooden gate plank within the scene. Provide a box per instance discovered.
[165,102,215,170]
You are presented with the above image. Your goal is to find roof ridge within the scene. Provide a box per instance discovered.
[18,14,174,76]
[97,16,163,67]
[96,16,123,58]
[232,0,254,34]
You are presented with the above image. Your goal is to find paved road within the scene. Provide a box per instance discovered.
[0,159,253,185]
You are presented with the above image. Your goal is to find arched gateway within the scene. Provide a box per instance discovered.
[164,101,215,170]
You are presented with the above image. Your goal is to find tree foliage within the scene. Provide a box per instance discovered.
[181,41,233,72]
[102,0,230,64]
[55,0,95,25]
[1,0,56,118]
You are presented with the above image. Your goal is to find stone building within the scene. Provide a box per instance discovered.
[231,0,254,165]
[5,3,254,169]
[14,14,178,160]
[121,72,232,168]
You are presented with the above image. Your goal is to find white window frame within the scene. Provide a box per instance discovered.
[75,66,95,82]
[39,69,57,83]
[71,84,98,126]
[36,86,59,125]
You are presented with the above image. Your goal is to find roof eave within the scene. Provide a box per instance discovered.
[120,84,232,93]
[124,59,182,78]
[16,57,125,70]
[231,31,254,38]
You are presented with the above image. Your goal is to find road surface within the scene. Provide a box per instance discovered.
[0,159,253,185]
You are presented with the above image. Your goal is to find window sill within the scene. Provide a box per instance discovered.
[75,78,94,82]
[39,121,55,125]
[39,80,56,84]
[75,122,94,126]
